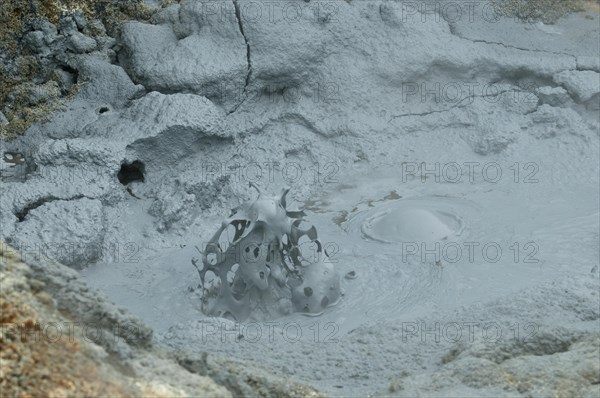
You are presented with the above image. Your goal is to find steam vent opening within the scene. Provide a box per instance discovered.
[118,160,145,185]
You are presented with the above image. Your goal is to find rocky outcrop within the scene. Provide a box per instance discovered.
[0,0,158,139]
[119,1,247,112]
[0,242,323,397]
[385,329,599,397]
[554,70,600,108]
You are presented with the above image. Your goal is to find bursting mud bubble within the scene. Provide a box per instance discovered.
[195,185,340,321]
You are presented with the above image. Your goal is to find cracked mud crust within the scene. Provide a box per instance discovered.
[1,1,599,396]
[229,0,253,114]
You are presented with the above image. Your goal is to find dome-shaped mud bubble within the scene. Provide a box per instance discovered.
[192,184,341,321]
[361,201,464,244]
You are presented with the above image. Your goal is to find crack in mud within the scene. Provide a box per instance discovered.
[15,195,89,222]
[229,0,253,114]
[447,23,579,63]
[387,89,529,122]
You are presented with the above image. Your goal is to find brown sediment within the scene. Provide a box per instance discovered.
[583,0,600,13]
[0,243,141,397]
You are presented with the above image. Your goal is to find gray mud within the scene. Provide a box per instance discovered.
[1,1,599,396]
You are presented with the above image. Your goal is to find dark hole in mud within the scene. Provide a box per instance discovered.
[304,287,313,297]
[117,160,145,185]
[99,106,110,114]
[59,65,79,84]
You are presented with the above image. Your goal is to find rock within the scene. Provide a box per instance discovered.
[73,10,88,31]
[85,19,107,37]
[124,91,225,137]
[52,68,76,93]
[96,35,117,51]
[23,31,50,55]
[151,4,187,38]
[577,56,600,72]
[67,31,98,53]
[59,15,79,35]
[537,86,571,107]
[76,56,146,107]
[385,329,600,397]
[11,198,105,269]
[121,92,228,164]
[119,0,247,111]
[30,19,59,40]
[554,70,600,103]
[0,111,8,126]
[34,137,123,168]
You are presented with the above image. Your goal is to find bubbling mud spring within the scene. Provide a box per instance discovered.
[82,153,598,334]
[6,2,589,394]
[71,148,600,394]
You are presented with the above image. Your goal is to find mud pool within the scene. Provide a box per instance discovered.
[80,132,599,394]
[2,1,599,396]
